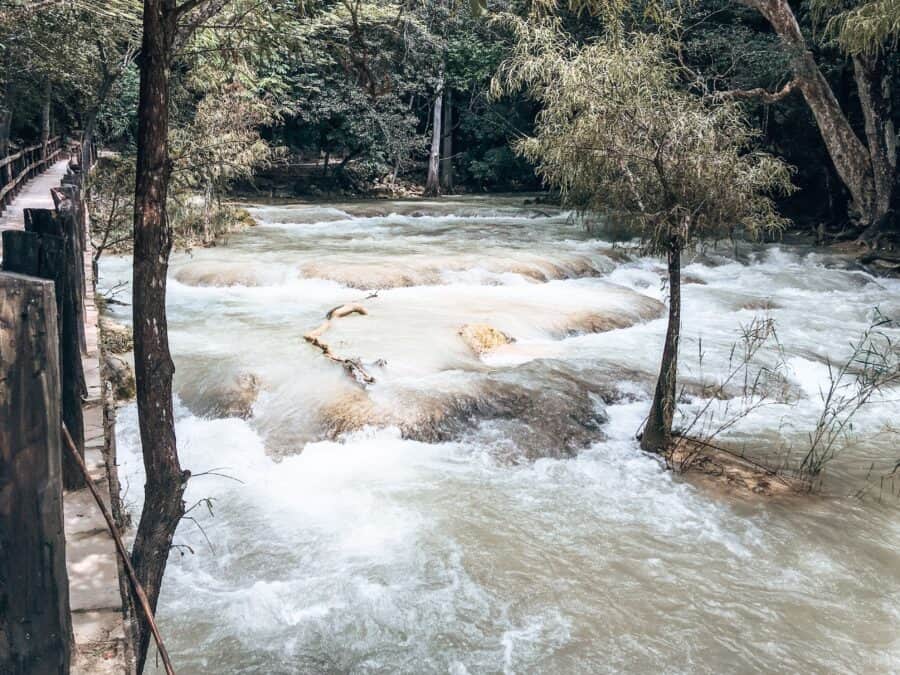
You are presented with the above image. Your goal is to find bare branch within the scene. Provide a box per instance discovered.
[710,79,800,104]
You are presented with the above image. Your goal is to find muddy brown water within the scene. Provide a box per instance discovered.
[101,197,900,673]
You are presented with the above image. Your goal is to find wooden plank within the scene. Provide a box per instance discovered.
[12,208,87,491]
[0,271,73,674]
[1,231,65,287]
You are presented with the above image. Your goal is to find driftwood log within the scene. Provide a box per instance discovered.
[304,302,377,385]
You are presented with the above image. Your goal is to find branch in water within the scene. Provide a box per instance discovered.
[304,303,378,385]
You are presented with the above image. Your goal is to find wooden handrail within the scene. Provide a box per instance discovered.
[0,137,67,215]
[0,136,61,169]
[0,146,64,201]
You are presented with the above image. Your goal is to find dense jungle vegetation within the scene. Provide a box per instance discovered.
[3,0,898,236]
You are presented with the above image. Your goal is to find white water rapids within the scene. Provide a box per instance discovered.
[99,197,900,673]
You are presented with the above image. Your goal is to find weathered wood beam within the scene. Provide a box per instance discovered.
[5,207,87,490]
[0,271,73,674]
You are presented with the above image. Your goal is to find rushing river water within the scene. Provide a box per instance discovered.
[100,197,900,674]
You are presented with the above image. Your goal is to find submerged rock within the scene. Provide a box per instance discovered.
[666,437,808,500]
[298,253,614,290]
[180,371,262,419]
[738,297,780,311]
[458,324,515,355]
[551,294,665,337]
[319,360,642,459]
[174,262,265,287]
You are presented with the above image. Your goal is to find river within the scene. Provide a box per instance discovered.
[99,196,900,673]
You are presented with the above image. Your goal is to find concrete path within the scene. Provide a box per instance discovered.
[1,165,133,673]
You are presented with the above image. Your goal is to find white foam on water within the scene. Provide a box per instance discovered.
[106,200,900,673]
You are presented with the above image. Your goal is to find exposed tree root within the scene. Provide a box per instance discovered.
[664,436,809,500]
[304,301,378,385]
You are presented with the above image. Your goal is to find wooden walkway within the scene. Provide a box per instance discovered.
[1,165,133,673]
[0,160,70,248]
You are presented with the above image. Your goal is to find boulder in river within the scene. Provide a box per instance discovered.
[180,371,262,419]
[318,360,642,460]
[458,324,515,355]
[551,294,665,337]
[174,261,265,287]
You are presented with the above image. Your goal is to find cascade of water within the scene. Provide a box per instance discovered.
[101,196,900,674]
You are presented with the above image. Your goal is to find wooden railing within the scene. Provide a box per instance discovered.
[0,166,88,673]
[0,136,65,213]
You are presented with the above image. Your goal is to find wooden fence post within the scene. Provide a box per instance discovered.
[0,271,73,674]
[52,188,88,355]
[3,207,87,491]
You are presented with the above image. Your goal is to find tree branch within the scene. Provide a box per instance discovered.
[174,0,232,50]
[711,79,800,104]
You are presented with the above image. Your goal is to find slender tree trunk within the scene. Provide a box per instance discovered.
[81,115,97,174]
[131,0,187,670]
[0,108,9,156]
[423,73,444,198]
[641,244,681,452]
[0,59,11,167]
[1,93,12,190]
[440,89,453,193]
[41,79,51,160]
[740,0,879,225]
[853,52,898,242]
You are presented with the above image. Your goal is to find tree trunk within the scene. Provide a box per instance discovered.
[0,61,11,164]
[853,51,898,242]
[740,0,880,225]
[423,74,444,198]
[1,103,12,190]
[41,79,51,160]
[81,115,96,175]
[641,244,681,452]
[131,0,187,671]
[440,89,453,193]
[81,70,119,173]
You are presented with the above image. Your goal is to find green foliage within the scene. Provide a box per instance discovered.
[88,153,260,256]
[812,0,900,54]
[96,65,139,149]
[496,17,795,251]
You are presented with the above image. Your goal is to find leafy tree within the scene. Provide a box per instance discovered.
[496,19,794,450]
[815,0,900,55]
[279,0,435,185]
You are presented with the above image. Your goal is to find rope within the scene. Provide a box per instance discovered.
[62,424,176,675]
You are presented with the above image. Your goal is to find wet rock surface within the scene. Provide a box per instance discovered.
[180,371,262,419]
[458,324,515,355]
[319,360,641,459]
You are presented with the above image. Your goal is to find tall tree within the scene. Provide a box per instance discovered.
[496,20,793,450]
[440,88,454,191]
[131,2,183,668]
[424,66,444,196]
[130,0,236,668]
[732,0,896,244]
